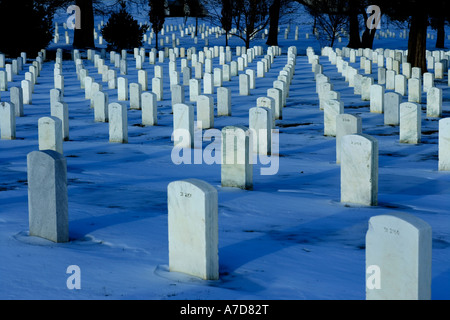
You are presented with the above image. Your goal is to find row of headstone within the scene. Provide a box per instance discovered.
[309,48,379,206]
[28,52,68,240]
[166,180,432,300]
[321,46,450,175]
[75,42,280,117]
[0,50,48,140]
[27,132,433,300]
[24,46,67,242]
[319,47,427,145]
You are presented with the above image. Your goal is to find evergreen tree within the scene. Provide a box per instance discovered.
[149,0,167,50]
[102,2,149,51]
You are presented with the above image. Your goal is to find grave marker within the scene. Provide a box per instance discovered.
[370,84,385,113]
[324,100,344,137]
[38,116,63,154]
[341,134,378,206]
[366,212,432,300]
[336,114,362,164]
[129,83,142,110]
[94,91,109,123]
[51,102,69,141]
[27,150,68,243]
[108,102,128,143]
[168,179,219,280]
[217,87,231,116]
[142,92,157,126]
[196,95,214,129]
[400,102,421,144]
[0,102,15,140]
[384,92,401,126]
[173,103,194,149]
[249,107,272,155]
[426,87,442,118]
[10,87,24,117]
[221,126,253,190]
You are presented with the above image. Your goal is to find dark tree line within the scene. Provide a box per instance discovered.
[1,0,449,73]
[295,0,450,72]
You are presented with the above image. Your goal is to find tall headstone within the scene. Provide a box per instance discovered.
[142,92,157,126]
[386,70,396,90]
[246,69,256,90]
[196,95,214,129]
[239,73,250,96]
[361,77,374,101]
[38,116,63,154]
[94,91,109,123]
[267,88,282,120]
[408,78,422,104]
[394,74,407,96]
[168,179,219,280]
[10,87,24,117]
[439,118,450,171]
[273,80,286,107]
[189,78,201,102]
[370,84,385,113]
[55,74,64,96]
[118,77,128,101]
[423,72,434,93]
[171,84,185,108]
[426,87,442,118]
[108,102,128,143]
[400,102,421,144]
[85,76,93,99]
[129,83,142,110]
[51,102,69,141]
[22,80,32,105]
[152,77,163,101]
[0,70,7,91]
[341,134,378,206]
[138,69,148,91]
[378,67,386,85]
[0,102,16,140]
[27,150,69,243]
[217,87,231,116]
[384,92,401,126]
[324,99,344,137]
[203,73,214,95]
[336,114,362,164]
[221,126,253,190]
[173,103,194,149]
[366,212,432,300]
[213,68,223,87]
[249,107,272,155]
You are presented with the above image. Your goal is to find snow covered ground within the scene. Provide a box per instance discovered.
[1,7,450,300]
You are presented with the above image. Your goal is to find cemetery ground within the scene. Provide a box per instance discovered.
[1,15,450,300]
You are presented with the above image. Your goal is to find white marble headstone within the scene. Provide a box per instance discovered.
[366,212,432,300]
[400,102,421,144]
[341,134,378,206]
[168,179,219,280]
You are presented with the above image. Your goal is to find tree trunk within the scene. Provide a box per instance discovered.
[436,16,446,49]
[73,0,95,49]
[195,16,198,37]
[266,0,281,46]
[361,28,377,49]
[347,1,361,49]
[407,10,428,73]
